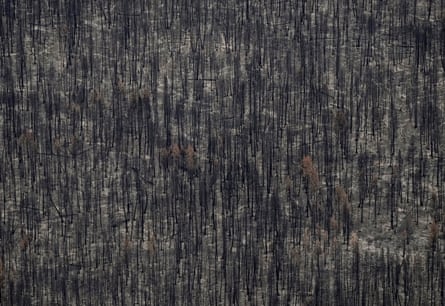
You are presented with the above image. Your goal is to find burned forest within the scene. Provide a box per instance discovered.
[1,0,445,305]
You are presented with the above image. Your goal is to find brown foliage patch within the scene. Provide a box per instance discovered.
[146,231,157,256]
[335,185,351,219]
[330,216,340,234]
[429,221,440,249]
[183,144,197,171]
[159,144,199,174]
[91,89,104,105]
[19,234,31,252]
[170,144,182,160]
[350,232,359,254]
[301,156,320,191]
[335,185,348,206]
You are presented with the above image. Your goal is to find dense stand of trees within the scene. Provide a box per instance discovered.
[1,0,445,304]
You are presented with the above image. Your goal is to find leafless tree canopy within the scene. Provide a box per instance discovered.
[1,0,445,305]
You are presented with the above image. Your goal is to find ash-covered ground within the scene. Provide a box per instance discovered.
[1,0,445,305]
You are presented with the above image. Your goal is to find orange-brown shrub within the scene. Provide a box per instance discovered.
[429,221,440,249]
[147,231,156,256]
[330,216,340,234]
[350,232,359,254]
[170,144,182,160]
[19,234,30,252]
[301,156,320,191]
[183,144,197,171]
[335,185,348,206]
